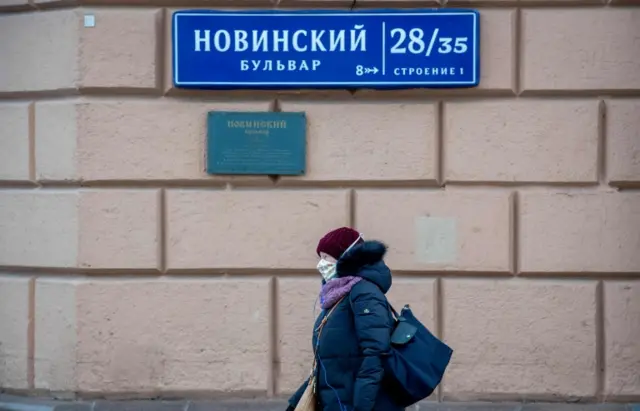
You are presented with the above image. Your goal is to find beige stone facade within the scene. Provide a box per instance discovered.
[0,0,639,404]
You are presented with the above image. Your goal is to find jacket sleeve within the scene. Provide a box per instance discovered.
[288,376,310,409]
[350,286,393,411]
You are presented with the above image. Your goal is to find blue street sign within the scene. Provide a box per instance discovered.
[172,9,480,90]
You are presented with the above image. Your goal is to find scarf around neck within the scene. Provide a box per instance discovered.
[319,276,361,309]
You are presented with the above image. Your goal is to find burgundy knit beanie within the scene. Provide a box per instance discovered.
[316,227,362,260]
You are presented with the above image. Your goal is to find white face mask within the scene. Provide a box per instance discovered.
[317,259,337,282]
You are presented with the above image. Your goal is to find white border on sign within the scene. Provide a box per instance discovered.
[173,12,478,87]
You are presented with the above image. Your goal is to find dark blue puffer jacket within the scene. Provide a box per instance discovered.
[288,241,405,411]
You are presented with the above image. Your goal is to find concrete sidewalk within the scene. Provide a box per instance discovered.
[1,396,638,411]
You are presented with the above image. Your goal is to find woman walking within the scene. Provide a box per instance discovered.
[287,227,404,411]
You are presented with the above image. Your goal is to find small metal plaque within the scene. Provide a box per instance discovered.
[207,111,306,175]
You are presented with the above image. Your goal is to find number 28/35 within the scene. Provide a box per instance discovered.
[389,28,469,56]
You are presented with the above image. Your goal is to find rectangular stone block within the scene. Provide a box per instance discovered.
[520,192,640,273]
[606,100,640,184]
[0,190,159,269]
[522,9,640,91]
[34,101,77,181]
[35,99,271,181]
[471,9,515,92]
[77,190,160,269]
[36,0,274,5]
[0,10,76,94]
[93,400,186,411]
[0,275,31,389]
[442,279,598,398]
[76,8,161,90]
[445,100,598,183]
[276,277,436,395]
[417,404,519,411]
[278,0,384,6]
[188,400,288,411]
[0,103,30,181]
[167,190,349,270]
[448,0,603,4]
[34,278,78,391]
[276,278,320,394]
[0,191,79,267]
[604,282,640,397]
[0,0,30,9]
[521,405,629,411]
[35,278,271,393]
[355,190,511,272]
[0,9,160,94]
[278,101,436,182]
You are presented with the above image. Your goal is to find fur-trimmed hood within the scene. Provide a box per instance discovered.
[336,240,392,294]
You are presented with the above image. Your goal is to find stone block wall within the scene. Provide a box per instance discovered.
[0,0,639,403]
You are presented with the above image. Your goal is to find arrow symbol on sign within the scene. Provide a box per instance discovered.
[364,67,379,74]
